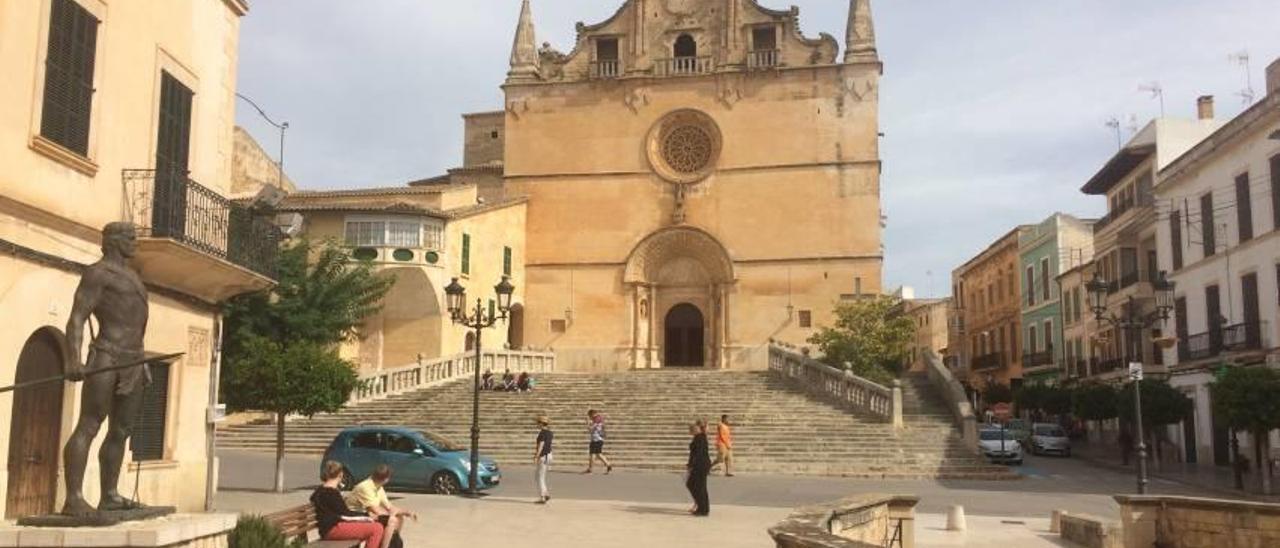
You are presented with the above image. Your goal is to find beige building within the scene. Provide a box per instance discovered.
[505,0,885,371]
[0,0,264,519]
[904,298,950,373]
[1057,260,1097,381]
[951,227,1029,392]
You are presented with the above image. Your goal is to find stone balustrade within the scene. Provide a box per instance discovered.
[923,350,979,452]
[768,494,919,548]
[1114,494,1280,548]
[767,343,901,427]
[351,350,555,404]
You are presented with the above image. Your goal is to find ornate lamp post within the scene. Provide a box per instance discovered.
[1085,270,1176,495]
[444,275,515,496]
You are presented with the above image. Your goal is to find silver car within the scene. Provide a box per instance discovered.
[1030,423,1071,457]
[979,427,1023,465]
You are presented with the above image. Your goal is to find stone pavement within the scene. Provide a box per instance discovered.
[1073,440,1280,501]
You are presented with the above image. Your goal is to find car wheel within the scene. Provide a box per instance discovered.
[431,471,462,495]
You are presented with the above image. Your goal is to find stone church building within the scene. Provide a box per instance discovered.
[278,0,885,373]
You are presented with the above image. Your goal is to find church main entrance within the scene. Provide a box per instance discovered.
[664,303,705,367]
[6,328,66,519]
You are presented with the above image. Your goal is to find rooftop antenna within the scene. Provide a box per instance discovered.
[1228,50,1255,105]
[1126,114,1140,135]
[1105,117,1122,150]
[1139,81,1165,117]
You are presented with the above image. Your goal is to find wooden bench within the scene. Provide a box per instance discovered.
[264,504,362,548]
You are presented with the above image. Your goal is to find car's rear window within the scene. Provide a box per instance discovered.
[1035,426,1066,437]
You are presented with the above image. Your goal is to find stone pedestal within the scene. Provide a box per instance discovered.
[0,513,235,548]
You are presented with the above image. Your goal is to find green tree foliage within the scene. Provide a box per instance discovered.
[1041,385,1074,416]
[1015,384,1047,413]
[1211,366,1280,494]
[221,239,393,492]
[807,297,916,385]
[984,383,1014,404]
[1072,383,1118,422]
[1118,379,1193,428]
[229,515,289,548]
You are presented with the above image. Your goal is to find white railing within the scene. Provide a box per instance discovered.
[748,49,779,69]
[655,56,714,77]
[351,350,555,405]
[768,343,900,427]
[923,350,979,453]
[590,59,620,79]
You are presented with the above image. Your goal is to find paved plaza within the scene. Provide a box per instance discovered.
[216,449,1220,546]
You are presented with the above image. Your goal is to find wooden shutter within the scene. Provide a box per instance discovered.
[461,234,471,274]
[152,72,194,238]
[39,0,99,156]
[1170,210,1183,271]
[503,246,512,276]
[1201,193,1216,258]
[1236,174,1253,242]
[130,363,170,461]
[1271,155,1280,231]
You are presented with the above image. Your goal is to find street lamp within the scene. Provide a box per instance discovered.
[1086,270,1176,495]
[235,93,289,189]
[444,276,515,496]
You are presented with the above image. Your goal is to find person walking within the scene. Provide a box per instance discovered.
[583,409,614,474]
[311,461,383,547]
[534,416,554,504]
[710,414,734,477]
[685,421,712,516]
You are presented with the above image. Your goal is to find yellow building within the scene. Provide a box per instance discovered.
[904,298,950,373]
[0,0,266,518]
[505,0,885,371]
[951,227,1030,392]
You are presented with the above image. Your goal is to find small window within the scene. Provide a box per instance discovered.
[1201,193,1216,258]
[346,221,386,246]
[751,26,777,51]
[1043,320,1053,351]
[1028,325,1038,354]
[854,277,863,296]
[674,34,697,58]
[550,319,567,333]
[1270,154,1280,231]
[490,130,499,140]
[423,222,444,251]
[131,362,170,461]
[1236,173,1253,243]
[596,37,619,61]
[387,221,421,248]
[1170,210,1184,271]
[1040,258,1051,301]
[503,246,513,276]
[798,310,812,328]
[461,233,471,275]
[40,0,100,156]
[1025,266,1036,307]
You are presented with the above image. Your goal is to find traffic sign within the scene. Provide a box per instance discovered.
[1129,362,1144,381]
[991,402,1012,422]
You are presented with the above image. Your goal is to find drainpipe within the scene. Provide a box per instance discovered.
[204,313,224,511]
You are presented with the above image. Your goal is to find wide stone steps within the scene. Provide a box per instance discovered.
[219,370,1014,479]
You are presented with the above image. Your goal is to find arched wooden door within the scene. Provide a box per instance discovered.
[507,303,525,350]
[6,329,66,519]
[664,303,705,367]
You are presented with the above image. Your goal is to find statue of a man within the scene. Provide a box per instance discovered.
[61,222,150,516]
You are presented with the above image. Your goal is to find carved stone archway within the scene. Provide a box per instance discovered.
[623,227,734,369]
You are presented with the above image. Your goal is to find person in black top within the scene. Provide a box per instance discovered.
[310,461,383,546]
[686,421,712,516]
[534,416,554,504]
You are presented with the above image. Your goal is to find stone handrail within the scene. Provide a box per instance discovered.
[769,494,919,548]
[1114,495,1280,548]
[351,350,555,405]
[768,343,900,427]
[923,350,979,452]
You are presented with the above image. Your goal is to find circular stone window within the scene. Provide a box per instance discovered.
[646,109,722,184]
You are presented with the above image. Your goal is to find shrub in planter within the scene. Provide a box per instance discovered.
[230,515,289,548]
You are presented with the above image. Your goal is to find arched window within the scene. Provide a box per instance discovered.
[674,34,697,58]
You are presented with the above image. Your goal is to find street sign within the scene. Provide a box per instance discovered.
[1129,362,1144,381]
[991,402,1012,422]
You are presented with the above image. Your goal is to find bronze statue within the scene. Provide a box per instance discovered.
[61,222,151,517]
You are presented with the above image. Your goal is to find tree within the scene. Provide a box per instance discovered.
[1211,366,1280,495]
[1118,379,1193,470]
[807,297,915,386]
[1015,384,1047,415]
[1042,385,1074,417]
[222,239,393,492]
[1072,383,1118,424]
[984,383,1014,405]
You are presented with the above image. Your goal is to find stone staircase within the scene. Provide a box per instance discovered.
[218,370,1014,479]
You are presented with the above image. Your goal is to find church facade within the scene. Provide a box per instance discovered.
[505,0,885,371]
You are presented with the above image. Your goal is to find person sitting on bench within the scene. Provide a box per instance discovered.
[311,461,382,547]
[351,464,415,548]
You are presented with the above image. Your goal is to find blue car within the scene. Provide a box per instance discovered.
[321,426,500,495]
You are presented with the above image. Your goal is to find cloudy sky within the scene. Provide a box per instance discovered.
[236,0,1280,298]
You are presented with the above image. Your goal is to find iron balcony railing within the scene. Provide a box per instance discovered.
[1179,321,1267,362]
[1093,194,1154,234]
[122,169,277,278]
[972,352,1004,371]
[590,59,621,79]
[748,49,779,69]
[655,56,714,77]
[1093,357,1126,375]
[1023,346,1055,368]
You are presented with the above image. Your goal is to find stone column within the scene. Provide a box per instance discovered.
[648,285,660,368]
[718,284,731,369]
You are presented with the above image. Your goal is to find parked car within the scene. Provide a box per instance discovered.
[322,426,500,495]
[979,427,1024,465]
[1005,419,1031,448]
[1030,423,1072,457]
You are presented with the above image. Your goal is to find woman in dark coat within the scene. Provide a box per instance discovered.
[685,421,712,516]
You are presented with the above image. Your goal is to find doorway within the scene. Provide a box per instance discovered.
[5,328,66,519]
[1182,400,1198,464]
[664,303,705,367]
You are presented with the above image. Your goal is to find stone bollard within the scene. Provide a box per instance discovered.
[1050,510,1063,533]
[946,505,966,531]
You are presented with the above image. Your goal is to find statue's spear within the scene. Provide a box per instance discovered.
[0,352,185,394]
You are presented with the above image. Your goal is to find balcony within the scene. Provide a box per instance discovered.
[972,352,1005,371]
[1179,321,1268,362]
[123,169,277,303]
[655,56,714,77]
[1093,357,1126,375]
[748,49,779,69]
[590,59,621,79]
[1023,347,1055,368]
[1093,194,1154,235]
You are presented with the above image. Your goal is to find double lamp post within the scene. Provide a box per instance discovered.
[444,275,515,496]
[1085,270,1176,495]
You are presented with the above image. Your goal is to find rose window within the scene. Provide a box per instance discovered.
[662,126,714,174]
[646,110,722,184]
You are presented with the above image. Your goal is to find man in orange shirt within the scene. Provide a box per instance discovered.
[711,414,734,477]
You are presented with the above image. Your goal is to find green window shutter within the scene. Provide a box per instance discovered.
[130,362,170,461]
[489,299,496,320]
[503,246,512,276]
[40,0,99,155]
[461,233,471,275]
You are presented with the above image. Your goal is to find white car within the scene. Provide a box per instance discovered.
[1030,423,1072,457]
[979,428,1023,465]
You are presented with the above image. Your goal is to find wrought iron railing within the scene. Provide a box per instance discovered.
[972,352,1004,371]
[1093,194,1153,234]
[748,49,779,69]
[122,169,277,278]
[590,59,620,79]
[1023,346,1055,368]
[1093,357,1125,375]
[655,56,714,77]
[1180,321,1268,362]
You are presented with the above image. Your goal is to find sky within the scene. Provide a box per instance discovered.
[235,0,1280,298]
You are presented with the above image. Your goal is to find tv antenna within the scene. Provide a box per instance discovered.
[1105,117,1122,149]
[1126,114,1140,135]
[1139,81,1165,117]
[1228,50,1255,105]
